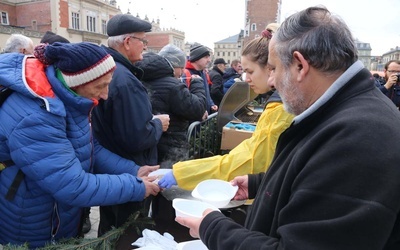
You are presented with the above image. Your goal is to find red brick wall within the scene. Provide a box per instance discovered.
[59,0,68,28]
[244,0,279,45]
[0,3,17,25]
[15,1,51,32]
[146,33,170,51]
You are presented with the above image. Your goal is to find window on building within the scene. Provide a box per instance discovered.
[233,52,236,57]
[223,52,225,56]
[251,23,256,31]
[228,52,230,56]
[101,19,107,35]
[1,11,9,25]
[87,16,96,32]
[72,12,80,30]
[32,20,37,30]
[217,52,220,56]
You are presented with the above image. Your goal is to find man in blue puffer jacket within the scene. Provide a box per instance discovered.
[0,42,160,248]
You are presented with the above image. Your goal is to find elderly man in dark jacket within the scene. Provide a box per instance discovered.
[91,14,170,236]
[136,45,206,164]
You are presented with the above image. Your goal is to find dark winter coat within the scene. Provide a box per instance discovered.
[136,52,206,163]
[222,67,241,82]
[92,46,163,166]
[377,82,400,108]
[209,66,225,106]
[199,62,400,250]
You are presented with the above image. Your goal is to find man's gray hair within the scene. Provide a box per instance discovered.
[108,34,129,48]
[4,34,32,53]
[274,6,358,72]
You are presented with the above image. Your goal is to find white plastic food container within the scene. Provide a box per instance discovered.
[192,179,238,208]
[172,198,220,218]
[177,239,208,250]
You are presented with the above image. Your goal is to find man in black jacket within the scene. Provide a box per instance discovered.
[210,58,227,106]
[136,45,206,164]
[91,14,170,236]
[176,6,400,250]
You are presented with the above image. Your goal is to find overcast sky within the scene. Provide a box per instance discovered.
[119,0,400,56]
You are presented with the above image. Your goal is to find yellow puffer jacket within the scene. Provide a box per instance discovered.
[173,101,294,190]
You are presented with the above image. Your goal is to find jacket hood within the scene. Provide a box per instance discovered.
[135,52,174,81]
[0,53,66,115]
[185,60,197,71]
[0,53,94,117]
[0,53,33,95]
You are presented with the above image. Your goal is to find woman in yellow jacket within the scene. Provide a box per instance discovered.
[158,28,294,190]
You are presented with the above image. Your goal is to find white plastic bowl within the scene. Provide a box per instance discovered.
[148,168,172,178]
[192,179,238,208]
[172,198,220,218]
[177,239,208,250]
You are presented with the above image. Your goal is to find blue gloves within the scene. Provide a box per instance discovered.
[158,171,177,189]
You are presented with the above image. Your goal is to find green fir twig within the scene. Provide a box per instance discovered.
[2,211,155,250]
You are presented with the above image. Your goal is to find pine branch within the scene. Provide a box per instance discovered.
[3,211,155,250]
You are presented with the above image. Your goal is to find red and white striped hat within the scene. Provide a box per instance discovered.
[34,42,116,88]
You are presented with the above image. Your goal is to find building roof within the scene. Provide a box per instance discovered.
[215,34,240,44]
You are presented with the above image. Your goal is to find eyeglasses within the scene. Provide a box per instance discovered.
[387,70,400,73]
[127,36,148,46]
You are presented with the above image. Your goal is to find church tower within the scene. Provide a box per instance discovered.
[243,0,281,46]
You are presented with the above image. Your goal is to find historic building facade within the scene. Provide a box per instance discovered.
[0,0,120,50]
[0,0,184,52]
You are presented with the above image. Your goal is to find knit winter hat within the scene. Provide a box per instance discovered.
[189,44,210,62]
[34,42,116,88]
[158,44,186,68]
[40,31,70,44]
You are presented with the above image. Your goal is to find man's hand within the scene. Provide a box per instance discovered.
[158,171,177,189]
[154,114,170,132]
[384,74,399,89]
[230,175,249,200]
[202,111,208,121]
[141,176,161,198]
[211,105,218,112]
[138,165,160,178]
[175,209,214,238]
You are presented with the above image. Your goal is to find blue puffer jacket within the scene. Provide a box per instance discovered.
[0,53,146,248]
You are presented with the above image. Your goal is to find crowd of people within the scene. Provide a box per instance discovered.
[1,5,400,250]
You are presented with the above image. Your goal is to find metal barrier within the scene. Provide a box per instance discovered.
[186,112,221,159]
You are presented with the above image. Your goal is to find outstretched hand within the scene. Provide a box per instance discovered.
[158,171,177,189]
[141,176,160,198]
[138,165,160,178]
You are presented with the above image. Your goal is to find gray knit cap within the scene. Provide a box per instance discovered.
[189,44,210,62]
[158,44,186,68]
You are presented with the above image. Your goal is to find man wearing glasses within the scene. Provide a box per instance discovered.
[377,60,400,108]
[92,14,170,236]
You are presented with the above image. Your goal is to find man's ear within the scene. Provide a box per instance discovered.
[123,37,131,50]
[293,51,309,81]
